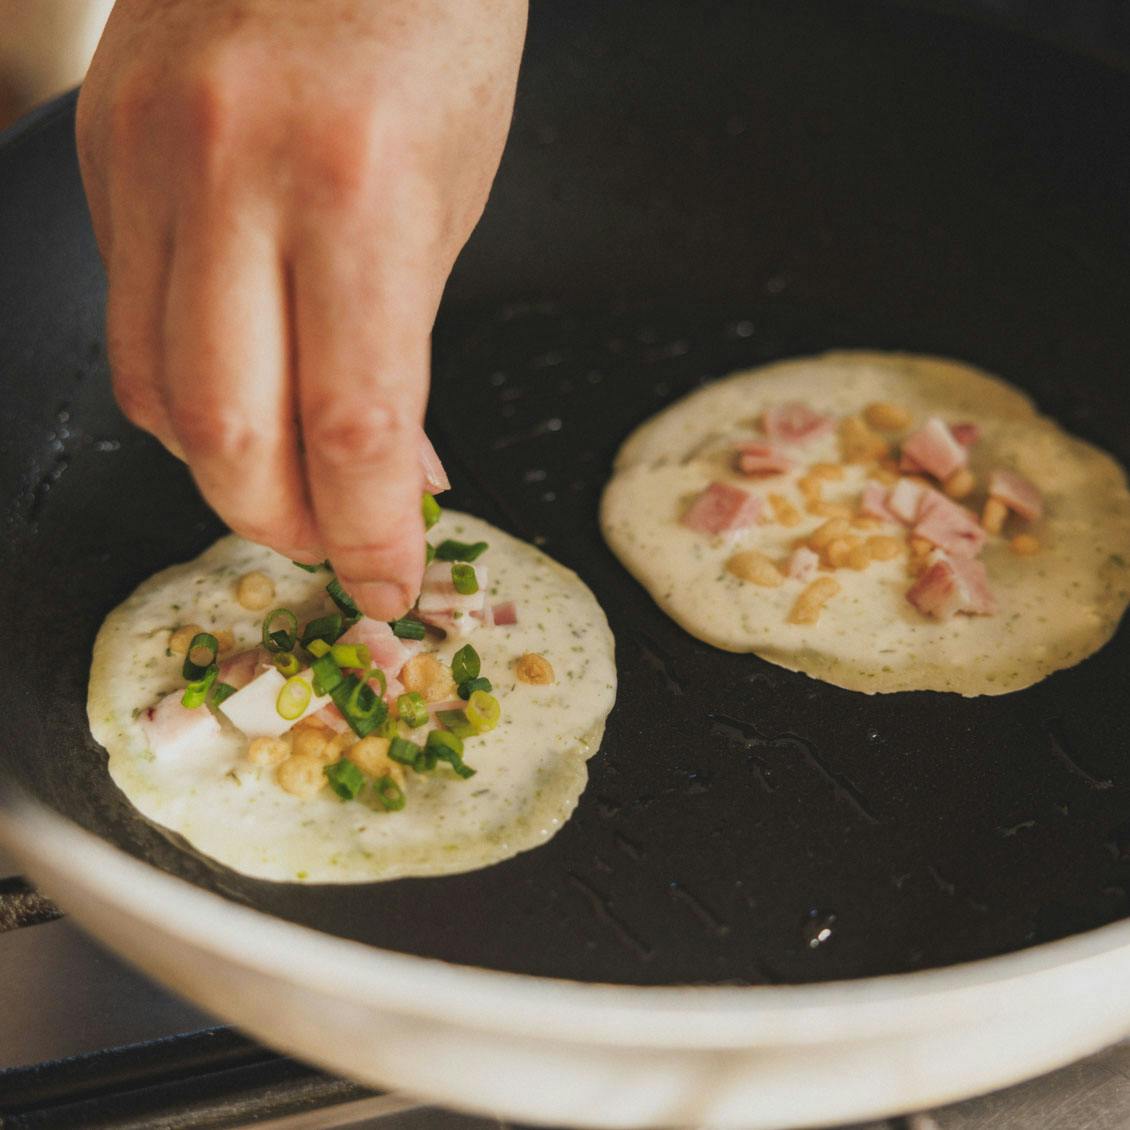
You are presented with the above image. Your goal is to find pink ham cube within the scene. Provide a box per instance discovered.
[786,546,820,582]
[860,481,897,522]
[913,492,988,558]
[988,469,1043,521]
[761,402,836,445]
[681,482,763,535]
[901,418,969,481]
[907,553,995,619]
[887,478,927,525]
[139,690,222,761]
[734,442,794,476]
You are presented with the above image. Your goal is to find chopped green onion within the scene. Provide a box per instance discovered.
[451,644,481,685]
[307,638,331,658]
[210,681,237,706]
[330,642,370,670]
[422,492,441,530]
[425,542,436,565]
[389,617,426,641]
[377,715,399,740]
[311,653,343,697]
[326,578,361,625]
[396,691,429,728]
[465,689,501,734]
[366,667,387,697]
[182,632,219,681]
[330,675,388,737]
[388,736,421,765]
[273,651,300,677]
[374,775,406,811]
[276,675,312,721]
[414,745,437,773]
[301,612,344,649]
[426,728,476,779]
[262,608,298,653]
[451,563,479,596]
[181,663,218,708]
[324,759,365,801]
[435,708,476,739]
[435,539,489,562]
[292,559,331,573]
[458,676,493,701]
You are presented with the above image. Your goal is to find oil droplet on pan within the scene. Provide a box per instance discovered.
[802,908,837,949]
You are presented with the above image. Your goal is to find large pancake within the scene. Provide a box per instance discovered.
[601,352,1130,695]
[89,512,617,882]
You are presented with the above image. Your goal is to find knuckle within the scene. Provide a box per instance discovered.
[107,71,159,150]
[306,401,407,469]
[170,400,258,462]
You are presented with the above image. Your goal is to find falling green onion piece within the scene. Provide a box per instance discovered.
[324,759,365,801]
[377,715,399,740]
[330,675,388,738]
[414,746,437,773]
[301,612,344,649]
[396,691,429,728]
[388,736,421,765]
[451,644,481,685]
[458,676,493,701]
[276,676,313,721]
[389,617,426,641]
[435,539,489,563]
[421,492,442,530]
[326,578,361,625]
[311,653,343,697]
[366,667,388,697]
[426,728,476,779]
[307,639,331,658]
[465,689,501,734]
[273,651,300,677]
[182,632,219,681]
[210,681,237,706]
[450,563,479,596]
[261,608,298,653]
[181,663,218,709]
[374,775,407,811]
[435,708,476,739]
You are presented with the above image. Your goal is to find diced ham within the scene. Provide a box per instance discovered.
[471,603,495,629]
[913,492,988,558]
[988,469,1043,521]
[492,601,518,626]
[420,431,450,494]
[901,418,968,481]
[860,481,897,522]
[762,402,836,445]
[906,552,995,620]
[786,546,820,582]
[681,482,763,535]
[218,667,330,738]
[899,452,924,474]
[313,703,351,733]
[951,422,980,448]
[337,617,412,678]
[887,478,927,525]
[217,648,263,691]
[734,442,794,476]
[139,690,222,760]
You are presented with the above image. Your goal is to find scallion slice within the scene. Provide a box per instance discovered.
[451,644,481,685]
[422,492,441,530]
[377,715,399,740]
[435,708,476,739]
[389,617,426,641]
[330,642,370,670]
[181,663,218,709]
[324,759,365,801]
[374,775,406,811]
[396,691,429,728]
[274,651,300,677]
[276,675,312,721]
[435,539,489,563]
[326,578,361,625]
[301,612,344,649]
[450,563,479,596]
[307,638,331,658]
[465,689,501,734]
[261,608,298,653]
[330,674,388,738]
[311,653,343,697]
[210,681,238,706]
[425,542,436,565]
[426,728,476,779]
[458,676,493,701]
[388,735,421,765]
[181,632,219,681]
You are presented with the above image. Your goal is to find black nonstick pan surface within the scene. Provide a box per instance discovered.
[4,0,1130,989]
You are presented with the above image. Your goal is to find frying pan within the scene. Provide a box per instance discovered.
[4,0,1130,1125]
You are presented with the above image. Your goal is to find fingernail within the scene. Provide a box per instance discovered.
[347,580,410,620]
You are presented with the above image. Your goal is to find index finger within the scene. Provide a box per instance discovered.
[293,243,432,620]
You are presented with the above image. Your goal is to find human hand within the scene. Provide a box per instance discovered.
[77,0,526,618]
